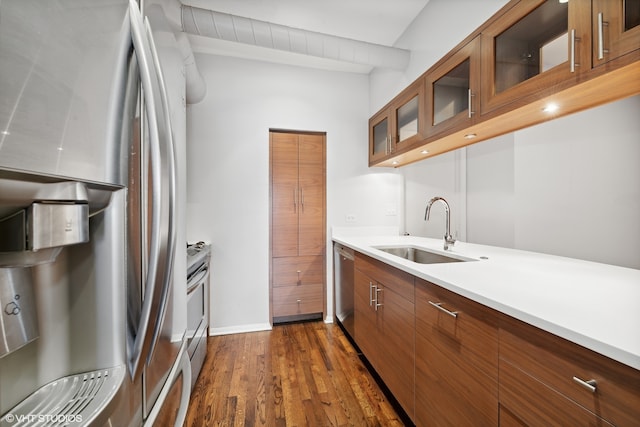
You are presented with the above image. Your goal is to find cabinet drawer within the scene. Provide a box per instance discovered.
[272,283,323,317]
[272,256,324,287]
[355,253,414,302]
[500,322,640,426]
[415,279,499,377]
[499,357,614,426]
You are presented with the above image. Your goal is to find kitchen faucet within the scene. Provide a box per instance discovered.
[425,196,456,251]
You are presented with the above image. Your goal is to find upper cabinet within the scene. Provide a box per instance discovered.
[368,79,425,166]
[592,0,640,67]
[368,0,640,167]
[425,36,481,138]
[481,0,591,114]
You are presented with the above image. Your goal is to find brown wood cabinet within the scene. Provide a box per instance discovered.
[368,0,640,168]
[480,0,592,115]
[354,253,415,421]
[415,278,499,426]
[368,78,425,166]
[345,248,640,427]
[592,0,640,68]
[499,317,640,427]
[270,131,326,321]
[425,36,481,138]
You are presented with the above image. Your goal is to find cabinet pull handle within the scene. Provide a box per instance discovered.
[296,270,301,285]
[300,187,304,211]
[293,188,297,211]
[375,287,383,311]
[467,89,475,118]
[428,300,458,318]
[597,13,609,60]
[572,376,597,393]
[570,29,580,73]
[369,282,375,306]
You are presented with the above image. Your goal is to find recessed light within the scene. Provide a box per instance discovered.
[543,103,559,113]
[392,161,399,165]
[464,133,477,139]
[1,130,9,136]
[421,150,429,155]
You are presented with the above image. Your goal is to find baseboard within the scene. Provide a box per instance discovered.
[208,322,272,336]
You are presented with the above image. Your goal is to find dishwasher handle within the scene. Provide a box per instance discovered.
[336,245,354,261]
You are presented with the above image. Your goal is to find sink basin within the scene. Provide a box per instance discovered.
[375,246,469,264]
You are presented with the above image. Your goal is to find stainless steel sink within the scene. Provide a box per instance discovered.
[375,246,469,264]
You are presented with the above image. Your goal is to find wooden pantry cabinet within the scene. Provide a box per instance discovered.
[270,130,326,322]
[354,253,415,421]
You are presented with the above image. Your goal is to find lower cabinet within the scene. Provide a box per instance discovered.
[499,317,640,427]
[415,278,499,426]
[354,253,415,422]
[348,249,640,427]
[272,256,324,318]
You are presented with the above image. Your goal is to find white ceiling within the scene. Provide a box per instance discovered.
[180,0,431,72]
[182,0,430,45]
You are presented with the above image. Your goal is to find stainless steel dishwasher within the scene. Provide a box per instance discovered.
[334,243,355,340]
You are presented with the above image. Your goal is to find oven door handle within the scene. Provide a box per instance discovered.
[187,267,209,294]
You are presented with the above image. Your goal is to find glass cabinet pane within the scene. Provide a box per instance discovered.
[397,95,419,142]
[495,0,568,94]
[433,58,470,125]
[372,119,388,156]
[625,0,640,31]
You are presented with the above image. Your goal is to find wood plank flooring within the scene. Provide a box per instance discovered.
[185,321,406,426]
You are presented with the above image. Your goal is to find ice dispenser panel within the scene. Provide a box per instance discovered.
[0,268,38,358]
[28,203,89,251]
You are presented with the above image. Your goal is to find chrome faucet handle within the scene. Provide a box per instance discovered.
[444,234,456,251]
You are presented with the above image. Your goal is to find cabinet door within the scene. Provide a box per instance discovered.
[271,132,299,257]
[481,0,591,114]
[426,36,481,138]
[298,134,325,256]
[592,0,640,67]
[415,279,499,426]
[392,78,425,151]
[354,269,379,360]
[374,280,415,421]
[369,109,391,165]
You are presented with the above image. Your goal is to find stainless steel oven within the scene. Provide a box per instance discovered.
[186,242,210,390]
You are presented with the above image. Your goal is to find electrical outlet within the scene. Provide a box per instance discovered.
[346,214,356,223]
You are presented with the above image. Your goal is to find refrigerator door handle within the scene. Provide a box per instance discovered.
[143,16,178,363]
[127,0,166,379]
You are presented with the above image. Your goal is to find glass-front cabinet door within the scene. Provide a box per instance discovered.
[425,36,480,138]
[393,78,424,151]
[481,0,591,114]
[369,112,390,164]
[368,79,425,165]
[592,0,640,67]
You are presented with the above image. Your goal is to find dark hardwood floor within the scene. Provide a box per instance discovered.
[185,321,406,426]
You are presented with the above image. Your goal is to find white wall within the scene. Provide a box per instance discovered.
[384,0,640,270]
[187,55,402,333]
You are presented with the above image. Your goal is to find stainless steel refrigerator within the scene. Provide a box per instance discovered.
[0,1,190,425]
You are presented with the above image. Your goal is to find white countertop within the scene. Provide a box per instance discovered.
[332,234,640,371]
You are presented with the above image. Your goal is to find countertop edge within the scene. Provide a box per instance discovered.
[333,235,640,371]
